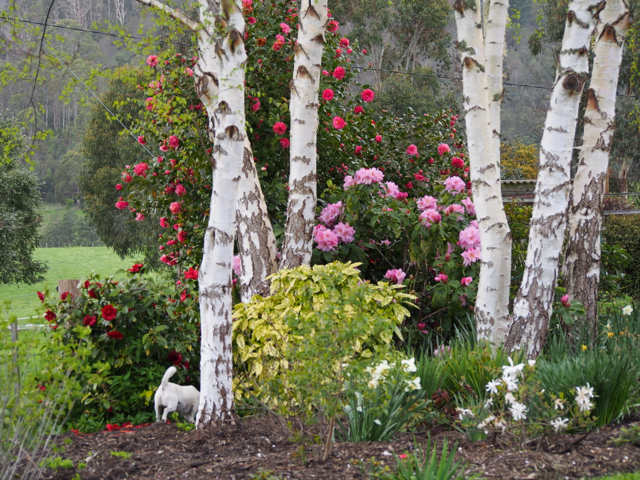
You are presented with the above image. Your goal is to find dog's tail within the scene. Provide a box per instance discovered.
[160,366,177,390]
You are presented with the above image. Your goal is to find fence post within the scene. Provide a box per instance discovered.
[10,318,20,395]
[58,279,80,299]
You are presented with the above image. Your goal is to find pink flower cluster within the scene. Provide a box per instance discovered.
[232,255,242,277]
[319,201,343,225]
[382,182,408,200]
[444,176,466,194]
[459,222,481,266]
[343,168,384,188]
[384,269,406,284]
[314,222,355,251]
[461,197,476,216]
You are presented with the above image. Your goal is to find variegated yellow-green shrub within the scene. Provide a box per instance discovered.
[232,262,415,416]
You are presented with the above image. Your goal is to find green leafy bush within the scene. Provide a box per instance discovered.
[603,215,640,297]
[40,266,200,429]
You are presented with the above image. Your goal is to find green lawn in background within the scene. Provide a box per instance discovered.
[588,473,640,480]
[0,247,143,322]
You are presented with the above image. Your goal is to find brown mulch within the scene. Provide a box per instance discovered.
[40,417,640,480]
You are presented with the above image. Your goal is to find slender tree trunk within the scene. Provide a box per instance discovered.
[453,0,512,344]
[562,0,632,334]
[505,0,601,357]
[279,0,328,269]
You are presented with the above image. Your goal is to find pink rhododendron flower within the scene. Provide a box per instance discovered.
[375,134,382,143]
[354,167,384,185]
[343,175,355,189]
[168,135,180,149]
[319,201,343,225]
[445,204,465,216]
[451,157,464,168]
[322,89,334,101]
[383,181,400,198]
[332,116,346,129]
[384,268,406,284]
[417,195,437,211]
[461,277,473,287]
[175,184,186,196]
[361,89,375,102]
[146,55,158,67]
[169,202,181,215]
[334,222,355,243]
[444,176,466,194]
[437,143,451,156]
[434,273,448,283]
[232,255,242,276]
[459,225,481,250]
[280,138,290,148]
[561,294,571,308]
[134,162,149,177]
[115,201,129,210]
[460,198,474,216]
[160,217,169,228]
[314,225,339,251]
[333,66,345,80]
[420,209,442,227]
[461,247,481,266]
[280,22,291,34]
[135,213,145,221]
[354,105,364,114]
[273,122,287,135]
[406,144,418,156]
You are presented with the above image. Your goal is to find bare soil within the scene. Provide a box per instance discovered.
[40,417,640,480]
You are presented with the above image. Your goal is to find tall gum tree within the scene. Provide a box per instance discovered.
[561,0,633,334]
[505,0,604,357]
[453,0,512,344]
[279,0,329,269]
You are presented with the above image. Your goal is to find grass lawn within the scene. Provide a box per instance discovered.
[0,247,143,322]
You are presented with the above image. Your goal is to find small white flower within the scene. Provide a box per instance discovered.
[554,398,565,410]
[503,376,519,392]
[504,392,516,405]
[502,356,525,379]
[550,417,569,432]
[510,402,528,421]
[374,419,382,425]
[486,379,501,395]
[401,358,417,373]
[484,397,493,408]
[356,406,363,412]
[576,397,594,412]
[577,383,594,399]
[623,305,633,316]
[382,450,392,456]
[528,359,536,367]
[477,415,496,430]
[457,408,474,421]
[404,376,421,392]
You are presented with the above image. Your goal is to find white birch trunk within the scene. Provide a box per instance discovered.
[562,0,632,332]
[505,0,601,357]
[453,0,512,344]
[279,0,328,269]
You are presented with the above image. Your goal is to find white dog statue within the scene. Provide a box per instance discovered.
[154,366,200,423]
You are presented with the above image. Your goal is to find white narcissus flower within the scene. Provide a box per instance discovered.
[486,379,501,395]
[477,415,496,430]
[502,356,525,379]
[405,376,421,392]
[554,398,565,410]
[484,397,493,408]
[623,305,633,316]
[510,402,528,421]
[528,359,536,367]
[401,358,417,373]
[503,375,519,392]
[504,392,516,405]
[550,417,569,432]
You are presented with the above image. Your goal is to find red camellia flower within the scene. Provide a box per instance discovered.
[107,331,124,340]
[175,184,187,196]
[405,182,413,189]
[168,135,180,149]
[332,66,345,80]
[83,315,97,326]
[327,20,339,32]
[361,89,375,102]
[101,305,118,321]
[137,136,146,145]
[123,173,132,183]
[61,291,71,301]
[115,184,122,191]
[248,16,256,24]
[375,135,382,143]
[169,202,181,215]
[354,105,364,114]
[180,290,188,302]
[184,267,199,280]
[272,122,287,135]
[115,201,129,210]
[332,116,346,129]
[355,146,362,155]
[44,310,56,322]
[406,144,418,156]
[128,263,143,273]
[88,289,97,299]
[146,55,158,67]
[251,99,260,112]
[177,231,188,243]
[37,291,45,303]
[339,38,350,47]
[167,350,183,366]
[322,89,334,101]
[160,217,169,228]
[279,138,290,148]
[451,157,465,169]
[134,163,149,177]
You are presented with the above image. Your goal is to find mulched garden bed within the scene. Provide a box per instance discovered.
[41,416,640,480]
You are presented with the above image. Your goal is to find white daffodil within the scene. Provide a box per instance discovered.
[554,398,565,410]
[405,376,421,392]
[504,392,516,405]
[401,358,417,373]
[486,379,501,395]
[623,305,633,316]
[502,356,525,380]
[510,402,528,421]
[550,417,569,432]
[457,408,474,421]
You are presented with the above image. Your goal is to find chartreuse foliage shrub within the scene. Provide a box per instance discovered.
[39,266,199,430]
[603,215,640,298]
[1,303,89,480]
[232,262,415,417]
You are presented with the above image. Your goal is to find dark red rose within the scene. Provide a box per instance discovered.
[167,351,183,366]
[88,289,97,299]
[101,305,117,321]
[37,291,45,303]
[180,290,187,302]
[61,291,71,301]
[83,315,97,326]
[128,263,143,273]
[44,310,56,322]
[107,331,124,340]
[84,280,91,289]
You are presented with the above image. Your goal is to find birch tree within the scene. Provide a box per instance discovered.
[279,0,329,269]
[561,0,633,333]
[453,0,512,344]
[504,0,603,356]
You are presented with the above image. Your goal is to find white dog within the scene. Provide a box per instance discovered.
[154,366,200,423]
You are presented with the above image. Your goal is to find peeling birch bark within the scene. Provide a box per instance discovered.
[454,0,512,344]
[279,0,328,269]
[562,0,632,334]
[505,0,602,357]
